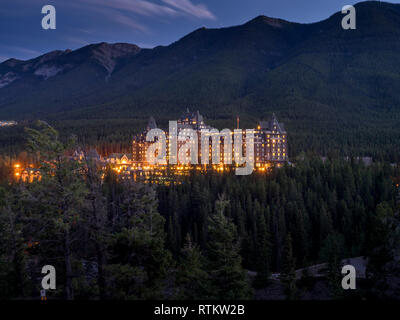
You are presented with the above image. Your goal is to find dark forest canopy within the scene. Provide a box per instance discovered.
[0,123,399,300]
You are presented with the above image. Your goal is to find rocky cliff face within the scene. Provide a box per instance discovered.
[0,43,141,86]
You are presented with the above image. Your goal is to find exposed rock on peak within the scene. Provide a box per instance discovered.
[0,72,18,88]
[87,42,141,75]
[0,42,141,85]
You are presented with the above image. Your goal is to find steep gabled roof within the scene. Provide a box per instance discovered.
[259,113,286,133]
[146,116,157,130]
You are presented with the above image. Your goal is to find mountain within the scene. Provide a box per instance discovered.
[0,42,140,117]
[1,1,400,159]
[0,15,309,119]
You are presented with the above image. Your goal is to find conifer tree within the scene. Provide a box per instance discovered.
[253,209,271,288]
[108,181,173,299]
[0,187,29,298]
[83,158,108,299]
[25,121,88,300]
[205,194,252,299]
[326,254,343,299]
[176,234,209,299]
[280,234,297,300]
[365,202,396,298]
[321,233,345,299]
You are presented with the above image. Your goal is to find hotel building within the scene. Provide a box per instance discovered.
[132,109,288,168]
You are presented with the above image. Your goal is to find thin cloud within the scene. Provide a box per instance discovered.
[65,36,90,46]
[0,45,41,61]
[82,0,178,17]
[77,28,94,35]
[0,55,9,63]
[0,45,41,56]
[89,6,150,33]
[161,0,215,20]
[136,42,156,48]
[110,12,150,32]
[80,0,215,20]
[65,1,159,33]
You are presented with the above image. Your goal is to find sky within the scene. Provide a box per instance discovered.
[0,0,398,62]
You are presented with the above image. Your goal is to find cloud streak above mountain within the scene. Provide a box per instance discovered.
[161,0,216,19]
[81,0,215,19]
[82,0,179,17]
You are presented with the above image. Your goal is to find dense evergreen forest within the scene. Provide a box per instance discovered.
[0,122,399,300]
[1,109,400,165]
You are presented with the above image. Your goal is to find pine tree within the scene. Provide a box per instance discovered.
[365,202,395,298]
[83,157,108,299]
[25,121,88,300]
[108,181,173,299]
[253,209,271,288]
[205,194,252,299]
[326,254,343,299]
[321,233,345,299]
[280,234,297,300]
[176,234,209,299]
[0,187,29,298]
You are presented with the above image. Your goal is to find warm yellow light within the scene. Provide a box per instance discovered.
[14,164,20,168]
[15,172,20,176]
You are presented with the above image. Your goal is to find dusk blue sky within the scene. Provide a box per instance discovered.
[0,0,397,62]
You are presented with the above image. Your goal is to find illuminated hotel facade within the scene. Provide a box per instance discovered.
[254,114,287,165]
[13,110,288,182]
[132,109,288,168]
